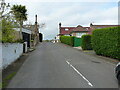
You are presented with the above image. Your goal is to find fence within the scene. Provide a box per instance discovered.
[74,37,81,47]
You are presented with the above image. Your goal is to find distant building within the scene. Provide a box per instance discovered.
[70,25,91,38]
[90,23,119,34]
[14,28,32,48]
[23,15,40,47]
[59,23,119,38]
[59,23,91,38]
[59,23,76,36]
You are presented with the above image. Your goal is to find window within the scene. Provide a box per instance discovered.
[76,33,86,38]
[65,28,69,31]
[64,34,70,36]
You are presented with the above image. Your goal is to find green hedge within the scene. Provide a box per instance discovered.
[60,36,75,46]
[1,19,15,43]
[81,34,92,50]
[91,27,120,60]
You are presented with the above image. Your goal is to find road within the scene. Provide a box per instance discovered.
[7,42,119,88]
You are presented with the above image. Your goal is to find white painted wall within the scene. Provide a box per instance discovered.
[2,43,23,69]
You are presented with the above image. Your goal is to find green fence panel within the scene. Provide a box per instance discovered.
[74,37,81,47]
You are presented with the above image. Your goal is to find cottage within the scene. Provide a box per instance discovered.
[59,23,91,37]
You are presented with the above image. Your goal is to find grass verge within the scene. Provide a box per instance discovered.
[2,72,17,88]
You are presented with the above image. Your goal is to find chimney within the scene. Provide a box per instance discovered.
[59,22,62,35]
[35,15,37,24]
[59,22,61,28]
[90,23,93,27]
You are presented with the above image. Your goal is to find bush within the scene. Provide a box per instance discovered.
[60,36,75,46]
[1,19,15,43]
[91,27,120,60]
[81,34,92,50]
[14,39,24,43]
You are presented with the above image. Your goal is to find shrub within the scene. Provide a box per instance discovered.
[14,39,24,43]
[60,36,75,46]
[1,19,15,43]
[91,27,120,60]
[81,34,92,50]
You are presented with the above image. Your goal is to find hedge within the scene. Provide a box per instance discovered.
[60,36,75,46]
[91,27,120,60]
[81,34,92,50]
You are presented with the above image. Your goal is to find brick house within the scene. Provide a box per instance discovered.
[59,23,119,38]
[59,23,91,38]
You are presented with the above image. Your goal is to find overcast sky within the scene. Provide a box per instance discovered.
[7,0,119,40]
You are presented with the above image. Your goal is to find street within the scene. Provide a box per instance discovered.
[7,42,119,88]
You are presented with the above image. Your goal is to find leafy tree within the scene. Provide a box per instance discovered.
[1,19,15,43]
[0,0,10,19]
[0,0,15,43]
[11,5,27,39]
[0,1,23,43]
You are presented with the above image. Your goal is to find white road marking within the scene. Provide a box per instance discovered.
[66,61,93,87]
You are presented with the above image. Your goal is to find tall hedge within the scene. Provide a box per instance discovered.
[81,34,92,50]
[60,36,75,46]
[91,27,120,60]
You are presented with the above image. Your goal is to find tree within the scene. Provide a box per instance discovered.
[1,18,15,42]
[11,5,27,39]
[0,0,15,43]
[0,0,10,19]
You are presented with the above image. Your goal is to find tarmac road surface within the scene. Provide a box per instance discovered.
[7,42,119,88]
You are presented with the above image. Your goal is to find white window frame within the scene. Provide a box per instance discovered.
[65,28,69,31]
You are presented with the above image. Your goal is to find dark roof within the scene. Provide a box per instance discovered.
[23,25,39,31]
[91,23,120,28]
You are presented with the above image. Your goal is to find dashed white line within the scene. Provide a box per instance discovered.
[66,61,93,87]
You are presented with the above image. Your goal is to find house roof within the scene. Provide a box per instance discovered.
[14,28,32,34]
[71,25,91,32]
[23,25,39,31]
[60,27,76,35]
[59,23,120,35]
[90,23,120,28]
[60,25,92,35]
